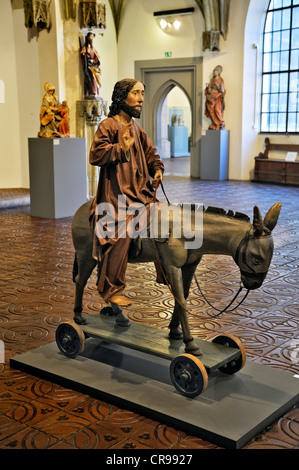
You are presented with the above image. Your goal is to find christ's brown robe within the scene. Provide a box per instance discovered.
[89,117,164,302]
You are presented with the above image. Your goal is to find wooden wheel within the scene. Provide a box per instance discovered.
[211,334,246,375]
[169,353,208,398]
[56,321,85,358]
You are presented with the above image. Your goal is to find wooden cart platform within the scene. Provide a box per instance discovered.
[55,311,246,398]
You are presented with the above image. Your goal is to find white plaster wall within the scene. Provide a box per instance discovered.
[6,0,61,188]
[117,0,251,181]
[2,0,294,188]
[0,0,117,188]
[92,3,118,106]
[63,17,82,135]
[117,0,204,78]
[10,5,40,188]
[200,0,250,180]
[0,0,23,188]
[63,0,118,130]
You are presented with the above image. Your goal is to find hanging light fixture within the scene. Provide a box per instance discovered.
[154,7,194,32]
[159,18,168,30]
[173,19,181,30]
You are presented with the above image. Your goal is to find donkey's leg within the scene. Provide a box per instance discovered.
[168,262,198,340]
[166,265,201,356]
[168,306,183,340]
[182,262,199,299]
[73,253,97,325]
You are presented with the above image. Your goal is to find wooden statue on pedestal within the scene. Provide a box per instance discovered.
[38,83,70,138]
[204,65,226,130]
[80,32,102,99]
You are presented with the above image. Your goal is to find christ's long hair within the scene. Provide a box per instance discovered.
[108,79,138,117]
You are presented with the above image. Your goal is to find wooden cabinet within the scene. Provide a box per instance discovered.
[253,138,299,186]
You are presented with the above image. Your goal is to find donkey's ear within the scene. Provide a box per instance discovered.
[264,202,282,232]
[253,205,263,236]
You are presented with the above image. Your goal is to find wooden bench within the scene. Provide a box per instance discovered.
[253,137,299,185]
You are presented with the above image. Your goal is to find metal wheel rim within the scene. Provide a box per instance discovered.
[170,354,208,398]
[211,334,246,374]
[56,322,85,358]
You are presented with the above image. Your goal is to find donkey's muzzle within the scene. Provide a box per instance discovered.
[240,270,268,290]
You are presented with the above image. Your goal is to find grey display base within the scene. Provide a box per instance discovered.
[200,130,230,180]
[10,340,299,449]
[28,138,87,219]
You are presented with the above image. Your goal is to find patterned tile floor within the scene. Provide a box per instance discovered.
[0,157,298,450]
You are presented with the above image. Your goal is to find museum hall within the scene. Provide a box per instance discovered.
[0,0,298,452]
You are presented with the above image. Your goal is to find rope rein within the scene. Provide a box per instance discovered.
[193,276,250,318]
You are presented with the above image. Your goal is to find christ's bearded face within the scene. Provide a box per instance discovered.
[120,81,144,118]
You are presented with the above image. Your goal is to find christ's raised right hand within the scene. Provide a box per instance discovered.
[121,122,135,152]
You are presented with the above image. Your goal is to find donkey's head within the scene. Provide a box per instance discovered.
[234,202,282,290]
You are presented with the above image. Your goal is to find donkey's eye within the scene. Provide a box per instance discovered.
[252,256,263,265]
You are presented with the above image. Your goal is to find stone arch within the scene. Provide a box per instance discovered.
[152,79,193,157]
[135,57,203,177]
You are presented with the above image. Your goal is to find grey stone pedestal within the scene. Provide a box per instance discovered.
[28,138,87,219]
[10,339,299,449]
[200,130,230,180]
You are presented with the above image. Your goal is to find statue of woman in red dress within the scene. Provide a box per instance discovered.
[205,65,226,130]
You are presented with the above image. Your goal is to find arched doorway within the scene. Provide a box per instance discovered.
[159,85,192,176]
[135,57,203,178]
[160,85,191,156]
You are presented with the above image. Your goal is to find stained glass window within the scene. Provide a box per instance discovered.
[261,0,299,132]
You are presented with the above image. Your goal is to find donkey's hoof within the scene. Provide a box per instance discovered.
[115,313,131,327]
[100,306,116,316]
[186,348,202,357]
[169,327,183,340]
[190,349,203,357]
[185,343,202,357]
[74,314,88,325]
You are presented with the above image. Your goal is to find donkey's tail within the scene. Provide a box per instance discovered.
[72,254,78,282]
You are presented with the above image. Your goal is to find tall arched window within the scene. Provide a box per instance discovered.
[261,0,299,133]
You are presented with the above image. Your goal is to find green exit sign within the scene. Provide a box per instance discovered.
[164,51,172,58]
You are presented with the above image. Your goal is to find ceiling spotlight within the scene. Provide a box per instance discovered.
[160,19,168,30]
[173,19,181,30]
[155,8,193,32]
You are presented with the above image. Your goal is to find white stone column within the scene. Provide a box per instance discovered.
[76,98,108,198]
